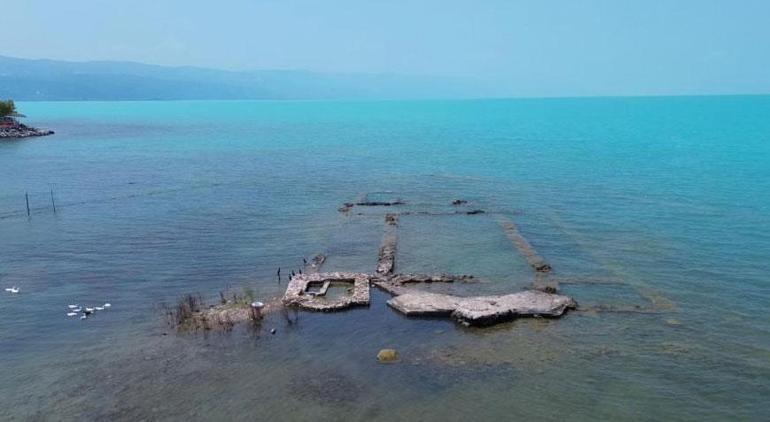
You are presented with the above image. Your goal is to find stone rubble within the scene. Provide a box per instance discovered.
[304,253,327,274]
[0,125,55,139]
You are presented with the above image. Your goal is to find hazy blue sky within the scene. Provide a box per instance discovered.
[2,0,769,96]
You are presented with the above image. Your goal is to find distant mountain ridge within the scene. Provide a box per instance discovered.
[0,55,487,101]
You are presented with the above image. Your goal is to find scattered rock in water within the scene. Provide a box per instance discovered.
[533,273,559,293]
[451,199,468,205]
[384,213,398,226]
[541,285,557,294]
[355,200,405,206]
[304,253,327,274]
[377,349,398,363]
[338,202,355,213]
[464,209,485,215]
[339,199,405,211]
[270,328,276,334]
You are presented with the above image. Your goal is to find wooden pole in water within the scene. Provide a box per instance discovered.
[25,192,30,217]
[50,189,56,213]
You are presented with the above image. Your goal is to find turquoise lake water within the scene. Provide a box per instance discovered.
[1,97,769,421]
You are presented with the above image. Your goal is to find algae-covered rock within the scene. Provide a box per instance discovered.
[377,349,398,363]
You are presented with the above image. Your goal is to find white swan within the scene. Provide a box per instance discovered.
[4,287,19,294]
[94,307,104,311]
[103,303,111,308]
[68,305,79,309]
[72,307,82,313]
[80,315,87,320]
[85,307,95,312]
[67,312,78,317]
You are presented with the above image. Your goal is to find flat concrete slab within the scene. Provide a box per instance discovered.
[283,272,370,311]
[388,290,576,326]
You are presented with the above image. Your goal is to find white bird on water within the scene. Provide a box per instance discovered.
[4,287,20,294]
[64,302,112,321]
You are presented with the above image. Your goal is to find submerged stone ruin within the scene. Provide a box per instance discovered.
[372,272,478,297]
[282,272,370,311]
[170,192,673,332]
[498,218,552,273]
[282,194,580,327]
[168,192,673,333]
[168,193,673,332]
[376,214,398,276]
[389,290,576,326]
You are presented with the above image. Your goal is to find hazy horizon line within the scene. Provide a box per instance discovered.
[3,53,769,100]
[14,93,770,105]
[0,53,446,79]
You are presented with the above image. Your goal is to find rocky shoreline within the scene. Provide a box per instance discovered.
[0,124,54,139]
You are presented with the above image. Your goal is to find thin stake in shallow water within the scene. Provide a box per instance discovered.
[25,192,30,217]
[50,189,56,213]
[277,267,281,283]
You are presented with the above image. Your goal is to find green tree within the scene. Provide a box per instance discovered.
[0,99,17,117]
